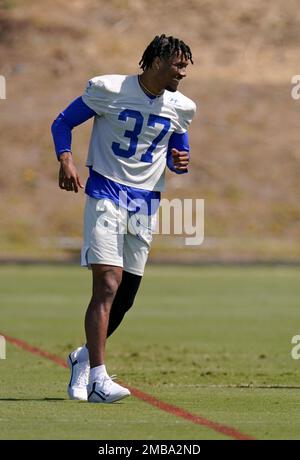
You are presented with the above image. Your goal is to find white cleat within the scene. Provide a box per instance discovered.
[88,376,131,403]
[67,347,89,401]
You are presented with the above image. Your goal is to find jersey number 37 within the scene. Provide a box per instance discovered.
[112,109,170,164]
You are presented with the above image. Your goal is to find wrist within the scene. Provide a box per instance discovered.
[59,151,73,162]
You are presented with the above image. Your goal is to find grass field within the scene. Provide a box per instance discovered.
[0,264,300,440]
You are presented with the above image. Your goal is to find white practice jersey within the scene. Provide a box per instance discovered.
[82,74,196,191]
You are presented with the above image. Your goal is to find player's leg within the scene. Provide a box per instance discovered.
[86,263,131,403]
[85,264,122,367]
[82,196,124,356]
[107,270,142,338]
[68,196,130,402]
[68,269,141,399]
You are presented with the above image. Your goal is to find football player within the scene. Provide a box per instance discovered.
[51,34,196,403]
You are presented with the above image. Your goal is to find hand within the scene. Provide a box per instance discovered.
[171,148,190,171]
[59,152,84,193]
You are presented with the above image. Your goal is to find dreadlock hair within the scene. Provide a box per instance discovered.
[139,34,193,70]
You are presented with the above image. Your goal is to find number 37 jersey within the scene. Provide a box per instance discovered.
[82,74,196,192]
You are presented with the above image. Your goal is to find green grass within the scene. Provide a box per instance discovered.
[0,264,300,439]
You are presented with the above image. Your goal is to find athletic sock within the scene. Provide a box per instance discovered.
[77,345,89,363]
[90,364,108,382]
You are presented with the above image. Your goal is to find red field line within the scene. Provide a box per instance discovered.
[2,333,255,440]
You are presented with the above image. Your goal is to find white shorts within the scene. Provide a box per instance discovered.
[81,196,157,276]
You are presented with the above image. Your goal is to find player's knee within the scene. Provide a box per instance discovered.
[104,278,120,298]
[93,272,121,300]
[103,278,119,297]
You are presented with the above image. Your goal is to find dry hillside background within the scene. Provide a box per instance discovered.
[0,0,300,262]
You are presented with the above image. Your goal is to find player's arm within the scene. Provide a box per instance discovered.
[167,131,190,174]
[51,96,96,193]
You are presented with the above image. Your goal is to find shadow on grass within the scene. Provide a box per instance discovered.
[0,398,127,404]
